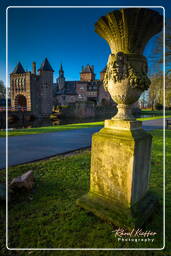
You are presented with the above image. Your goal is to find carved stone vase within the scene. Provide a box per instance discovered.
[104,54,150,120]
[95,8,163,120]
[77,8,163,230]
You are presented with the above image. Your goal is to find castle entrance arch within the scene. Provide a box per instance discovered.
[15,94,27,111]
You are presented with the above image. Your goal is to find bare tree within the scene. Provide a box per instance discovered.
[149,18,171,69]
[147,19,171,109]
[148,73,163,110]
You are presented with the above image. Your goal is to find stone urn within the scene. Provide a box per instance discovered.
[77,8,163,230]
[95,8,163,120]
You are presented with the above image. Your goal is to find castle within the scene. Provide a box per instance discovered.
[10,58,112,116]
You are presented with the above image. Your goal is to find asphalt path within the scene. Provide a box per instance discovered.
[0,118,166,169]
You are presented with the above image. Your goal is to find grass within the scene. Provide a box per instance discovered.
[0,122,104,137]
[0,115,171,137]
[137,115,171,121]
[0,129,170,255]
[141,109,171,115]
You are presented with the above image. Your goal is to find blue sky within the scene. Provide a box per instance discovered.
[0,0,170,86]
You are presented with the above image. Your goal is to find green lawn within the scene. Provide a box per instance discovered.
[0,129,170,255]
[0,122,104,137]
[141,110,171,115]
[137,115,170,121]
[1,115,171,137]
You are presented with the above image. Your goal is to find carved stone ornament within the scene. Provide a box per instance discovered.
[95,8,163,120]
[103,52,151,91]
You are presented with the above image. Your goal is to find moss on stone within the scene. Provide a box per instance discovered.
[76,191,158,230]
[77,124,154,229]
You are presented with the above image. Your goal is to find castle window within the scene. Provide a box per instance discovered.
[22,78,25,86]
[15,78,18,86]
[78,94,84,99]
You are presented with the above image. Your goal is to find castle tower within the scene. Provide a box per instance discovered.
[57,64,65,90]
[10,62,32,111]
[80,65,95,81]
[38,58,54,115]
[100,66,107,81]
[32,62,36,75]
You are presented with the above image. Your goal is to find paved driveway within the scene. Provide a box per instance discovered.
[0,127,101,169]
[0,118,166,169]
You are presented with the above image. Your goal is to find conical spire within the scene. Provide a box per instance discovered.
[81,65,94,73]
[60,64,64,72]
[59,63,65,79]
[12,62,25,74]
[38,58,54,72]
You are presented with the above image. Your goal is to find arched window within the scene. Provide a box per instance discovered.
[15,78,18,86]
[22,78,25,85]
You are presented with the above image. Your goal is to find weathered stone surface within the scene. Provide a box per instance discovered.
[77,122,154,228]
[95,8,163,55]
[10,170,34,190]
[104,119,142,130]
[77,8,163,229]
[89,125,152,207]
[94,8,163,120]
[76,191,158,230]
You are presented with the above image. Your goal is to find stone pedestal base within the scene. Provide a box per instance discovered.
[77,119,157,229]
[76,192,158,230]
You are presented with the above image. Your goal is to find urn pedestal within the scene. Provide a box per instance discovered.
[76,8,162,229]
[76,120,158,229]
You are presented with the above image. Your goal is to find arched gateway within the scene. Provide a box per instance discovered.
[14,94,27,111]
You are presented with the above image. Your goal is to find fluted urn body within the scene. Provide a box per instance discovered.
[95,8,163,120]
